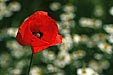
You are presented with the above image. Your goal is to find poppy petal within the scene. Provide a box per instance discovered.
[16,11,62,54]
[16,21,32,46]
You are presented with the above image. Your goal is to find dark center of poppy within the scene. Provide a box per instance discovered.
[32,32,43,39]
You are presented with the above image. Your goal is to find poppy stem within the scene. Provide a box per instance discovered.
[28,52,33,75]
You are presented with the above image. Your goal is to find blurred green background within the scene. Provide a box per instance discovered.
[0,0,113,75]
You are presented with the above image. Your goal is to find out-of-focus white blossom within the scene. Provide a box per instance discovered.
[73,34,81,44]
[61,20,76,28]
[89,60,102,72]
[58,4,76,40]
[104,24,113,34]
[7,40,24,58]
[98,42,112,54]
[60,28,70,34]
[0,28,17,40]
[54,51,71,68]
[16,60,26,69]
[80,35,88,43]
[8,1,21,12]
[0,53,11,68]
[87,40,97,48]
[30,67,42,75]
[7,28,18,37]
[47,64,65,75]
[79,18,93,27]
[10,68,22,75]
[53,71,65,75]
[91,33,108,42]
[71,50,86,60]
[94,5,104,17]
[79,17,102,28]
[41,50,56,63]
[10,48,25,58]
[87,33,108,48]
[109,6,113,16]
[59,34,73,51]
[94,53,103,60]
[4,9,12,17]
[47,64,59,73]
[57,22,63,30]
[60,13,75,21]
[0,29,8,41]
[108,34,113,43]
[0,12,3,19]
[0,2,6,19]
[0,0,9,2]
[77,68,99,75]
[72,61,82,68]
[99,60,110,70]
[63,4,75,13]
[0,2,6,11]
[50,2,61,11]
[7,40,22,50]
[0,1,21,20]
[73,34,88,44]
[89,60,110,72]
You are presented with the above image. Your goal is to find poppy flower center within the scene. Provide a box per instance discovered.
[32,32,43,39]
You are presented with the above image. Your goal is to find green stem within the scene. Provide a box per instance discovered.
[28,52,33,75]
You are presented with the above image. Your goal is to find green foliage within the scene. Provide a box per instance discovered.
[0,0,113,75]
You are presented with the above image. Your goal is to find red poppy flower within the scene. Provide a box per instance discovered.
[16,11,62,55]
